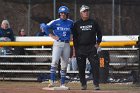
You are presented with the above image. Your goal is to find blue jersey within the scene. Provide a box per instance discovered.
[44,18,73,41]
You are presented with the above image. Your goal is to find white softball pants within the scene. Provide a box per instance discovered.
[51,41,70,70]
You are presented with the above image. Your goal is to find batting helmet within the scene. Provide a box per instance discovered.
[58,6,69,14]
[40,23,46,29]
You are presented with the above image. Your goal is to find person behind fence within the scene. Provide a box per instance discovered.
[13,29,27,62]
[0,20,15,61]
[70,46,77,71]
[36,23,48,36]
[41,6,73,89]
[137,35,140,47]
[67,46,77,71]
[72,5,102,90]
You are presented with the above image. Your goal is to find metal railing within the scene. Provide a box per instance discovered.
[0,36,139,81]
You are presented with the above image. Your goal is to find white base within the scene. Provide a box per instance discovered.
[42,87,69,90]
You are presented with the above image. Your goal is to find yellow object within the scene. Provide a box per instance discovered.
[0,42,54,46]
[0,41,137,47]
[100,41,136,47]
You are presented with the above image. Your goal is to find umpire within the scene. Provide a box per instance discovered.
[72,5,102,90]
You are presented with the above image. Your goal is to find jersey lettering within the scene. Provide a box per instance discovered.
[57,27,70,31]
[80,25,92,31]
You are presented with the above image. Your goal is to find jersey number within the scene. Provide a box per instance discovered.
[63,32,66,37]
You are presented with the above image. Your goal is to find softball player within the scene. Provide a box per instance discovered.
[41,6,73,88]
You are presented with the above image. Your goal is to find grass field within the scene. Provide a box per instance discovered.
[0,81,140,93]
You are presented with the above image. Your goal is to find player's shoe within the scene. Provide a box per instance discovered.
[48,80,55,87]
[94,85,100,90]
[81,85,87,90]
[60,84,69,90]
[48,83,55,87]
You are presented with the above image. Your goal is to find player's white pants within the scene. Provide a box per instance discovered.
[51,41,70,70]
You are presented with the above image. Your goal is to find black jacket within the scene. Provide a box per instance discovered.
[0,28,15,41]
[72,19,102,49]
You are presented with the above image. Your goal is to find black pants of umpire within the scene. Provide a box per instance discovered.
[76,45,100,86]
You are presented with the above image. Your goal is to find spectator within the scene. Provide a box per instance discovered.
[13,29,26,62]
[0,20,15,41]
[0,20,15,62]
[137,35,140,47]
[35,23,48,49]
[69,47,77,71]
[36,23,48,36]
[85,59,91,72]
[14,29,35,63]
[19,28,26,36]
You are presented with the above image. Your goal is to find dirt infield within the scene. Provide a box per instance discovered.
[0,81,140,93]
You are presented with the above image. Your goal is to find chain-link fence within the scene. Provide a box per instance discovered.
[0,40,139,83]
[0,0,140,83]
[0,0,140,35]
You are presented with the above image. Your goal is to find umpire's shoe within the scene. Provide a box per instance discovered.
[81,85,87,90]
[94,85,100,90]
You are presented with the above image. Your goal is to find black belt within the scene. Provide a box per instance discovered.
[57,40,69,43]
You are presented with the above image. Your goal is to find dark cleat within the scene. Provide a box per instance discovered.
[81,85,87,90]
[94,85,100,90]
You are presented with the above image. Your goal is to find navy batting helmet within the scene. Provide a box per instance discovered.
[58,6,69,14]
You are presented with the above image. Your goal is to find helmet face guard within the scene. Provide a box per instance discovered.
[58,6,69,14]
